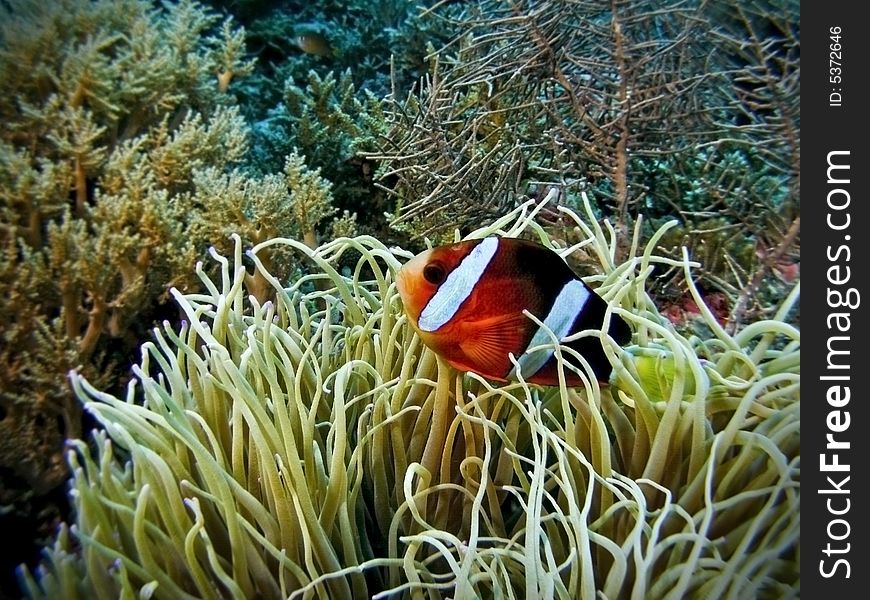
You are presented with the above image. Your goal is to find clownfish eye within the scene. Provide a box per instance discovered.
[423,262,447,285]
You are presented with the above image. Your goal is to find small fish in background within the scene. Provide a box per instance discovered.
[397,237,631,386]
[294,32,333,57]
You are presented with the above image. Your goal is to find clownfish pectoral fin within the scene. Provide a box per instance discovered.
[456,312,530,379]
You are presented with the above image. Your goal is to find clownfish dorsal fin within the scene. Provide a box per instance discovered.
[456,312,529,379]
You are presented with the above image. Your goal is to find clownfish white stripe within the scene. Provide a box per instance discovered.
[508,279,591,380]
[419,237,500,332]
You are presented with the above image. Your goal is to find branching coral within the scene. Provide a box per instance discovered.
[21,196,799,598]
[372,0,729,242]
[234,0,445,241]
[0,0,348,507]
[245,69,383,237]
[0,0,253,496]
[370,0,800,316]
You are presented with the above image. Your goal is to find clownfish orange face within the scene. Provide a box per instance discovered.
[396,237,631,386]
[396,239,483,359]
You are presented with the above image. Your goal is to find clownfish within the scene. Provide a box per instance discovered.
[396,237,631,386]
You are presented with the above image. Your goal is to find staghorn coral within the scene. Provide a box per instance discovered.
[236,0,444,104]
[231,0,451,243]
[21,196,799,598]
[245,69,384,238]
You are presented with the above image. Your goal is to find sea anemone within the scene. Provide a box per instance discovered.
[20,192,799,599]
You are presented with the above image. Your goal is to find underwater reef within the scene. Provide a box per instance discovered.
[0,0,799,597]
[0,0,357,589]
[370,0,800,336]
[19,198,799,598]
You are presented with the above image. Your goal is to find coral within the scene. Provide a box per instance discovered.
[0,0,246,496]
[237,0,442,102]
[631,142,799,329]
[0,0,340,527]
[228,0,455,242]
[371,0,715,240]
[21,196,799,598]
[369,0,799,269]
[634,146,793,230]
[245,69,388,238]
